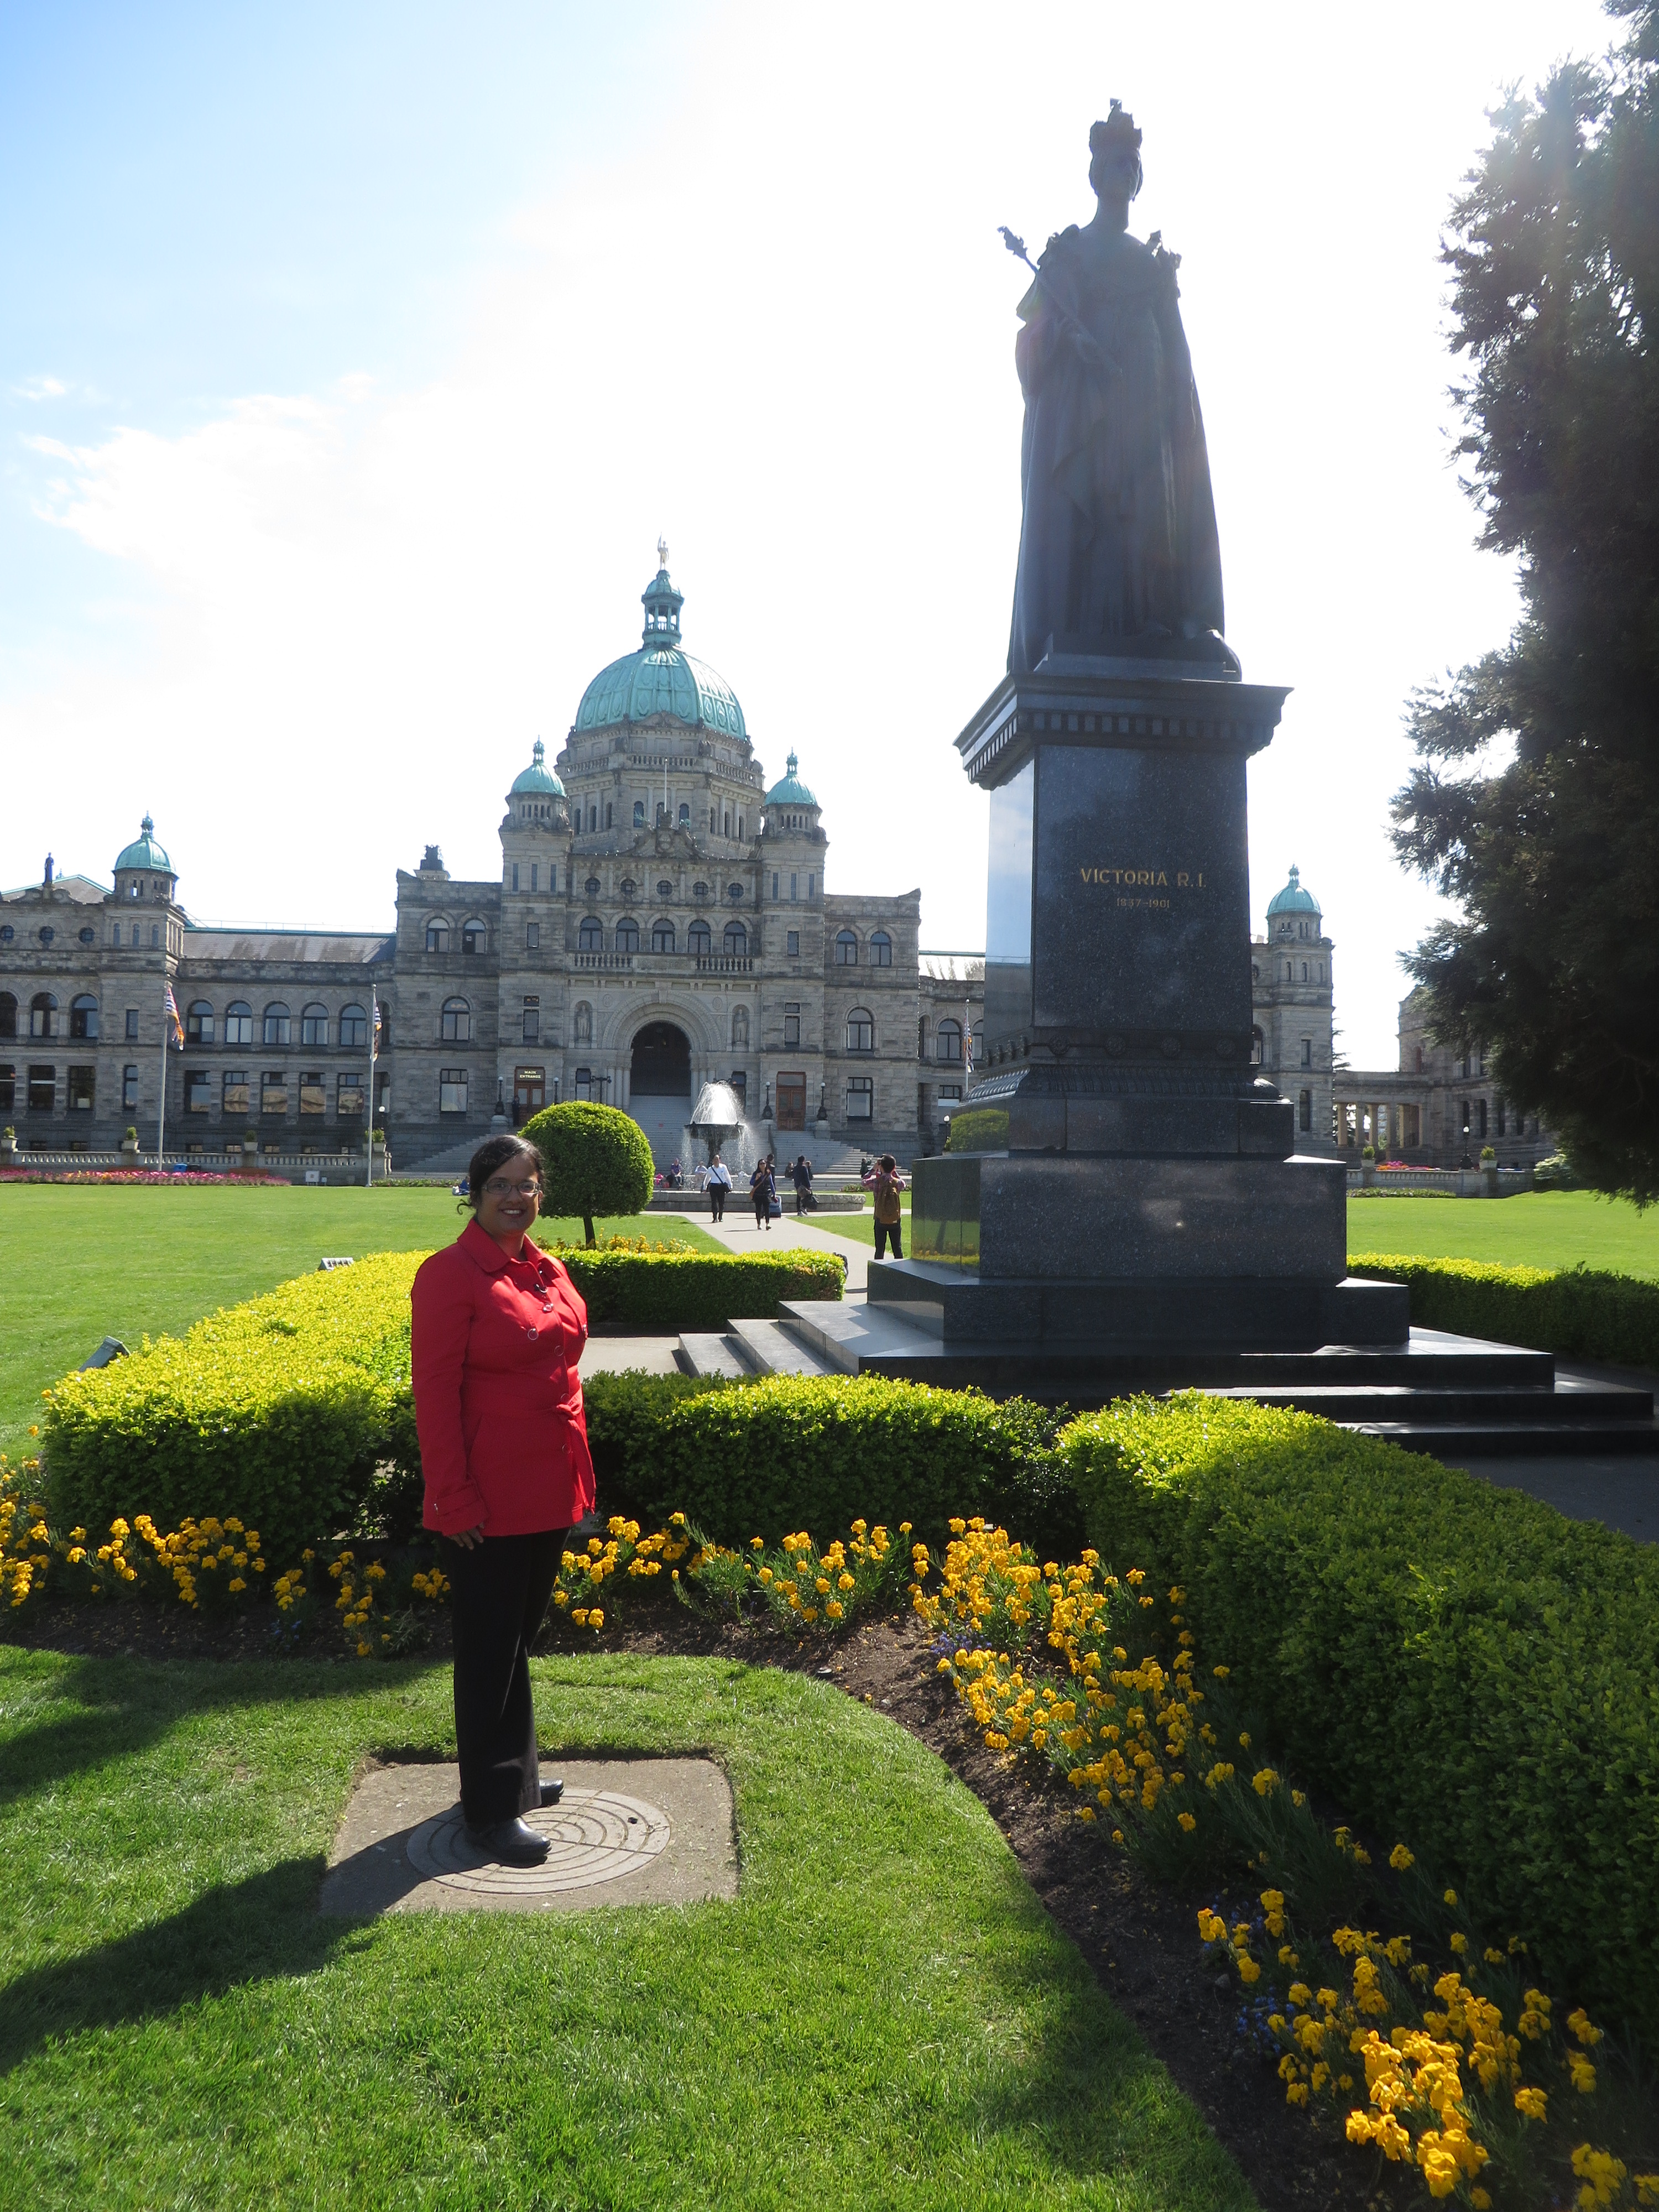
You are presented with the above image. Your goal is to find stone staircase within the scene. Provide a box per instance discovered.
[681,1296,1659,1458]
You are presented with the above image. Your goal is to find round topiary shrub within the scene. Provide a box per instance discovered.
[520,1101,654,1245]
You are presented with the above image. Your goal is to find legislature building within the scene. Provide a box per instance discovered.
[0,553,1547,1173]
[0,557,976,1171]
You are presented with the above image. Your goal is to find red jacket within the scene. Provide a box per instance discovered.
[410,1220,596,1537]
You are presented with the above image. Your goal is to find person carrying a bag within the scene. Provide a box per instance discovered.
[863,1154,905,1260]
[750,1155,777,1231]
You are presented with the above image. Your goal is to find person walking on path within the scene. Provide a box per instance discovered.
[750,1154,777,1231]
[410,1131,594,1868]
[863,1153,906,1260]
[706,1151,731,1222]
[790,1152,815,1217]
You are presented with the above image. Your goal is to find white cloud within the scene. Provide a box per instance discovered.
[12,374,68,400]
[1,1,1612,1059]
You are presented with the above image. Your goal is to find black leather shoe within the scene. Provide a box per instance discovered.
[463,1815,550,1866]
[538,1779,564,1807]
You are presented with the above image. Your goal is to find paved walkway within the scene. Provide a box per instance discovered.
[660,1201,875,1292]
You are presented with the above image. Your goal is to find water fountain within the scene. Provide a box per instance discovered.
[683,1081,760,1178]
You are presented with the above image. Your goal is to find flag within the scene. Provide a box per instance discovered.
[164,980,184,1049]
[963,997,974,1083]
[371,998,383,1047]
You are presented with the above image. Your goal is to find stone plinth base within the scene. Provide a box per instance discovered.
[867,1257,1407,1350]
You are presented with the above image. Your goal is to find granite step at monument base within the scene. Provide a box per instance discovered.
[747,1293,1659,1458]
[676,1319,839,1380]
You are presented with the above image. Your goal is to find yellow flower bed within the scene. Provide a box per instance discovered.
[914,1516,1659,2212]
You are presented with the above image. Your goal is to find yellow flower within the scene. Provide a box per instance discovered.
[1389,1843,1414,1871]
[1514,2087,1547,2120]
[1450,1933,1468,1955]
[1177,1811,1196,1833]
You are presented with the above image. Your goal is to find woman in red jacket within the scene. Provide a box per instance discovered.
[411,1131,595,1866]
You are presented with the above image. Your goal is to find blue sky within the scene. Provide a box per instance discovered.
[0,1,1619,1065]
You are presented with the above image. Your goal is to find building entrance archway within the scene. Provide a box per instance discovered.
[630,1021,691,1097]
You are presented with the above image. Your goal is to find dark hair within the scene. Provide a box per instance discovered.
[463,1131,542,1212]
[878,1154,898,1172]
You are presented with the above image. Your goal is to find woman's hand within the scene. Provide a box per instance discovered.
[450,1525,486,1550]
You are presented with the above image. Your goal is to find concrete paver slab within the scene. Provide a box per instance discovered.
[319,1756,738,1916]
[579,1334,685,1378]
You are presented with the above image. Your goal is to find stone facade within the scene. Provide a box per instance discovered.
[1250,865,1337,1154]
[1333,987,1557,1169]
[0,564,928,1170]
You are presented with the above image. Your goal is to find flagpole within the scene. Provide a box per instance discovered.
[365,995,377,1191]
[156,973,169,1164]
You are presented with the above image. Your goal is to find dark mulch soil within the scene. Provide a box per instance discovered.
[6,1597,1408,2211]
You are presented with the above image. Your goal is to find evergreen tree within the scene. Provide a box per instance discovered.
[1391,2,1659,1199]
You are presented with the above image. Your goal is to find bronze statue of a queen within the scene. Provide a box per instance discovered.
[1008,105,1227,674]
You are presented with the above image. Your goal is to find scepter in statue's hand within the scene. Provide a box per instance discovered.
[1000,226,1112,375]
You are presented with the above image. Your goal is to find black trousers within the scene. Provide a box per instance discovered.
[709,1186,726,1221]
[446,1527,567,1827]
[874,1217,904,1260]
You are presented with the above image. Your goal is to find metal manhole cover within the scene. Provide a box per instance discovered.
[405,1787,671,1895]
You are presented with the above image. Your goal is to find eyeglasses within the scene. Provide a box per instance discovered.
[483,1176,541,1197]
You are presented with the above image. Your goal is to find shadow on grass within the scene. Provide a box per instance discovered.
[0,1650,440,1803]
[0,1858,368,2077]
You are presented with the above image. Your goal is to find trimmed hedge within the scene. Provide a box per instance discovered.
[558,1246,842,1331]
[1062,1394,1659,2051]
[1349,1249,1659,1368]
[43,1253,420,1566]
[582,1370,1081,1556]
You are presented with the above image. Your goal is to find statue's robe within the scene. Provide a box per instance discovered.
[1008,223,1225,672]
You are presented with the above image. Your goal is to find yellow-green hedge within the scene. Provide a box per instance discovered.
[1348,1250,1659,1368]
[560,1246,842,1330]
[43,1254,420,1566]
[1061,1393,1659,2054]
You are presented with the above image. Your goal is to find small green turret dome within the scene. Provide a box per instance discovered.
[764,751,817,808]
[510,738,564,797]
[574,551,746,740]
[1266,864,1321,919]
[114,813,173,874]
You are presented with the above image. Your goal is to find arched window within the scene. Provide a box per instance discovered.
[462,918,487,956]
[28,993,57,1040]
[425,917,450,953]
[573,1001,593,1044]
[615,917,639,953]
[633,800,646,827]
[835,930,859,966]
[575,1067,594,1098]
[679,802,690,824]
[869,930,893,968]
[688,920,712,957]
[724,920,747,958]
[936,1019,962,1063]
[440,997,471,1042]
[1250,1026,1264,1067]
[70,994,100,1041]
[225,1001,253,1045]
[732,1006,749,1048]
[971,1022,983,1062]
[1298,1089,1312,1132]
[0,993,15,1040]
[338,1004,368,1048]
[846,1007,874,1053]
[185,1000,213,1045]
[1414,1045,1424,1073]
[263,1003,291,1046]
[300,1003,329,1046]
[651,919,675,954]
[578,915,603,951]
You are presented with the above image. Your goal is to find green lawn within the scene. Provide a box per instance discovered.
[807,1196,907,1248]
[1347,1188,1659,1278]
[0,1187,717,1460]
[0,1646,1249,2211]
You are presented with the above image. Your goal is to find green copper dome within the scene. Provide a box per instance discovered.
[574,557,747,740]
[764,751,817,807]
[1266,864,1321,919]
[114,813,173,874]
[510,738,565,797]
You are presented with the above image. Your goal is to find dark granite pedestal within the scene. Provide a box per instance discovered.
[916,643,1410,1363]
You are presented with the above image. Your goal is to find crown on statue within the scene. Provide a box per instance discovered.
[1089,101,1142,155]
